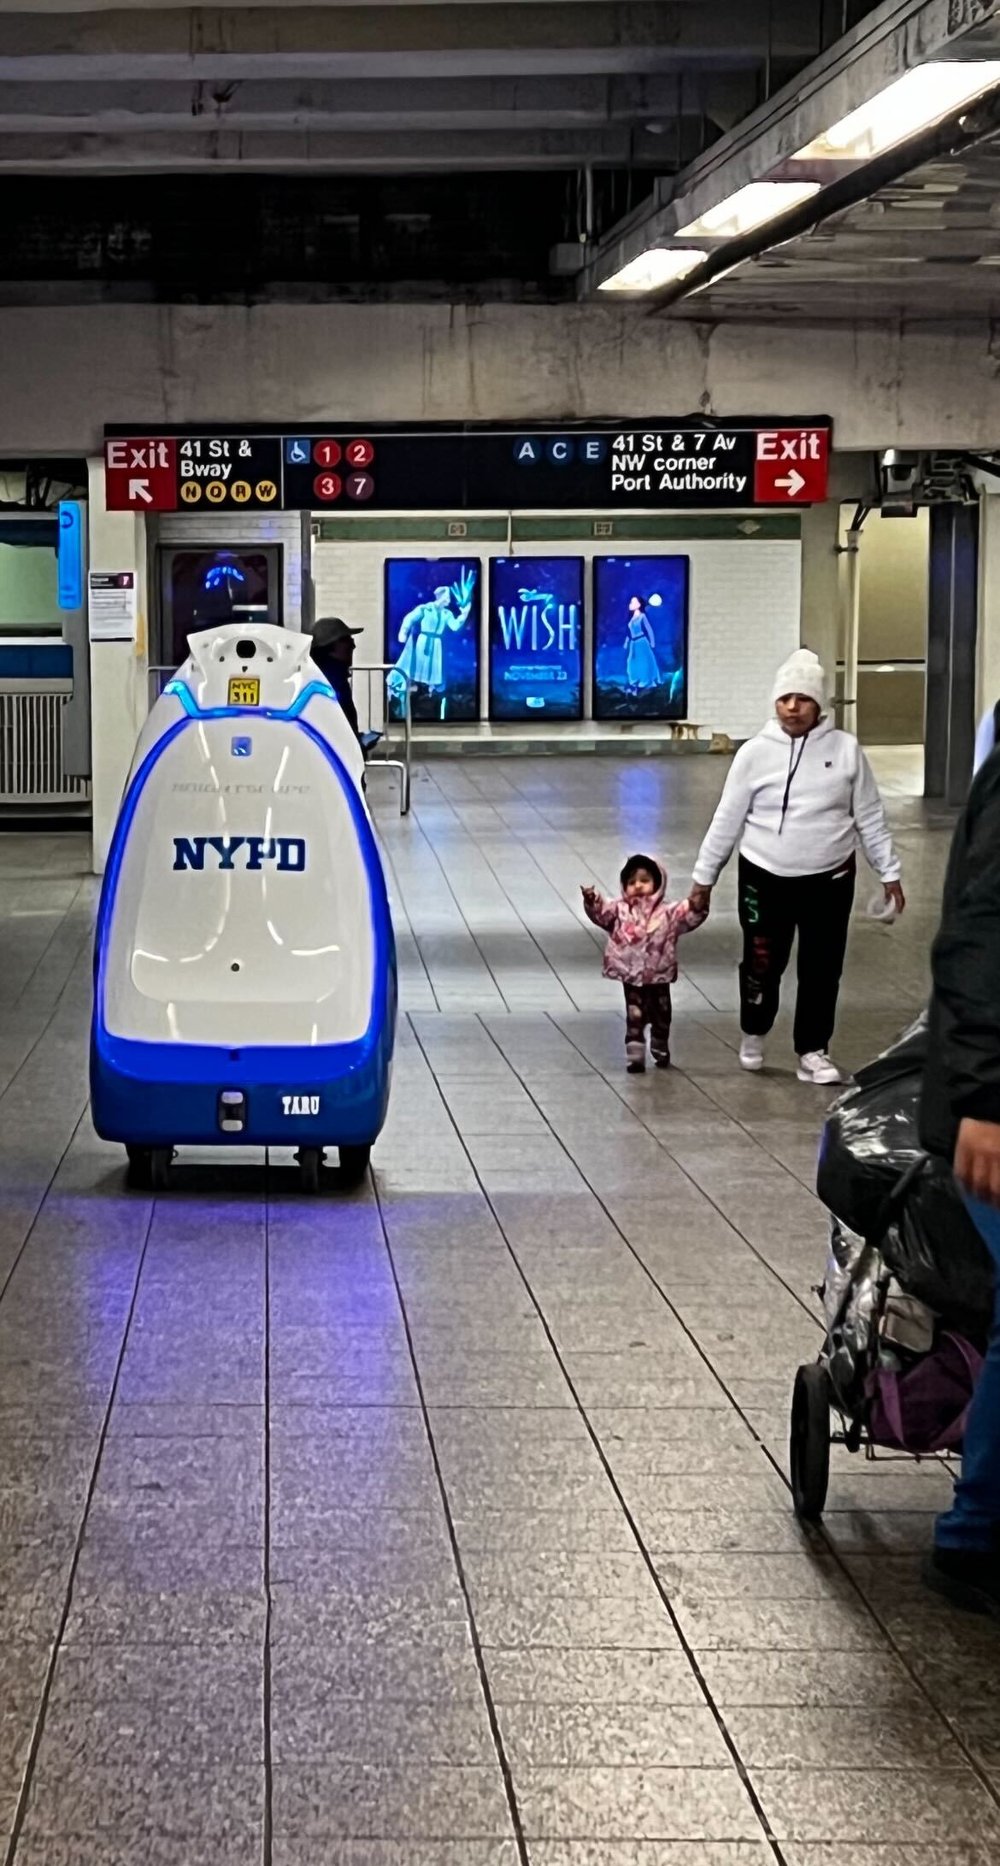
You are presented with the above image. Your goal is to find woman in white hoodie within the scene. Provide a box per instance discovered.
[690,649,905,1084]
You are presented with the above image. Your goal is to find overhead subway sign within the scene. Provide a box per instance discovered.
[609,426,829,502]
[104,420,831,512]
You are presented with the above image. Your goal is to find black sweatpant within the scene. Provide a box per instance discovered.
[737,854,856,1056]
[623,982,673,1064]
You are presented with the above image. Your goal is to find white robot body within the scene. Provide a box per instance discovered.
[91,623,396,1160]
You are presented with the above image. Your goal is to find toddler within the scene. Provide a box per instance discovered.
[582,854,707,1072]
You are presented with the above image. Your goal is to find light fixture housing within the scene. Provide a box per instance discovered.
[795,60,1000,163]
[597,247,708,294]
[677,181,821,240]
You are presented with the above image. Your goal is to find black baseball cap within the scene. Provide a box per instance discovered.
[312,616,363,648]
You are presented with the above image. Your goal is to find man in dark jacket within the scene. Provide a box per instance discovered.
[309,615,363,746]
[921,745,1000,1615]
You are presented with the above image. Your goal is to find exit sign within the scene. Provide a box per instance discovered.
[753,427,829,504]
[105,437,177,510]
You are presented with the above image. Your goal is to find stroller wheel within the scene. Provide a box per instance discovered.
[790,1362,831,1521]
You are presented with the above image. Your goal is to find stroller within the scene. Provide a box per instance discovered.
[789,1019,993,1521]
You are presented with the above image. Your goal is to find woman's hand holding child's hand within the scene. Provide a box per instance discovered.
[689,884,712,917]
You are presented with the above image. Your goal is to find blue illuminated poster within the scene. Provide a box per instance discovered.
[384,558,480,722]
[488,556,584,721]
[592,555,689,721]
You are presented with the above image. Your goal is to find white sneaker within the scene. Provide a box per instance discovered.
[797,1050,843,1086]
[739,1035,765,1072]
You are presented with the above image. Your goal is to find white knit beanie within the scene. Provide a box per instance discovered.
[771,648,827,712]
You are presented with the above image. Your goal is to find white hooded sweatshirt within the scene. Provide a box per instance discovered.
[693,713,902,886]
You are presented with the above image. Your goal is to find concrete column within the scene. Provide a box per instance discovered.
[87,456,148,873]
[925,501,978,804]
[839,521,863,739]
[977,490,1000,722]
[799,497,840,680]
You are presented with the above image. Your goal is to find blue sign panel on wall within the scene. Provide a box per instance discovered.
[57,500,85,611]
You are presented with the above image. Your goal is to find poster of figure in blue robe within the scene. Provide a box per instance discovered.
[384,558,480,722]
[488,557,584,721]
[593,556,689,721]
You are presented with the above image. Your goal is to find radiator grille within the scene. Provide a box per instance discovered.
[0,692,90,803]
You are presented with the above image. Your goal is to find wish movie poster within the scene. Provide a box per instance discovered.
[488,557,584,721]
[592,556,689,722]
[384,558,480,722]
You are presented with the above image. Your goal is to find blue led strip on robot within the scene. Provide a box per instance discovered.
[162,676,334,721]
[92,694,395,1095]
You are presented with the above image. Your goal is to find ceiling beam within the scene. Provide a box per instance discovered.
[0,124,688,169]
[0,3,827,82]
[0,74,724,132]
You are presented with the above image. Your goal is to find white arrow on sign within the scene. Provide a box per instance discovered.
[775,469,805,497]
[128,478,153,504]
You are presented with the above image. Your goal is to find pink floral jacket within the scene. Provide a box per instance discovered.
[582,869,706,985]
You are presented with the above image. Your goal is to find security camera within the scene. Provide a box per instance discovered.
[878,448,921,517]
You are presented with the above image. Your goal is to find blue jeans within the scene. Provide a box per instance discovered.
[935,1197,1000,1552]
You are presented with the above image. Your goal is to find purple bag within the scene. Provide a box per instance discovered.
[866,1332,983,1454]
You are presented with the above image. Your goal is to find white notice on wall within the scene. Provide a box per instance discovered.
[89,571,138,642]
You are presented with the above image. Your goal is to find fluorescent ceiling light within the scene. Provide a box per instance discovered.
[678,181,820,240]
[598,247,707,293]
[796,61,1000,162]
[684,257,747,297]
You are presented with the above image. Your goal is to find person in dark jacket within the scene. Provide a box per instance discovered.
[973,696,1000,776]
[921,744,1000,1616]
[310,615,363,745]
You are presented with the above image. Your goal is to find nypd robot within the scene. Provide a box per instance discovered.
[91,622,396,1192]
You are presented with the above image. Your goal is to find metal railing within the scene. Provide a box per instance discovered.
[0,689,91,805]
[148,664,176,710]
[353,663,412,816]
[146,660,412,815]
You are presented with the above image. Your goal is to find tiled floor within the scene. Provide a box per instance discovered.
[2,748,1000,1866]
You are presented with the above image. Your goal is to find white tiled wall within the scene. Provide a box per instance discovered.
[685,539,801,738]
[313,530,801,740]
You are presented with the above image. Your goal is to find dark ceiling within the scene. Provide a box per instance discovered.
[0,0,887,302]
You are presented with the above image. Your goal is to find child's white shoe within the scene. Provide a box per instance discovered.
[739,1035,765,1073]
[797,1050,843,1085]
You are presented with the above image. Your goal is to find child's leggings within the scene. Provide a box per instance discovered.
[623,983,673,1063]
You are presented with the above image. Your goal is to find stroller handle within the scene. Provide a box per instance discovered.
[865,1154,930,1249]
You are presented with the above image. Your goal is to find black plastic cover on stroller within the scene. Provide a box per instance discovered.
[790,1018,994,1519]
[818,1017,992,1334]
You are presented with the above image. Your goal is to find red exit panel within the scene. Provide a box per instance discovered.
[105,437,178,511]
[753,427,829,504]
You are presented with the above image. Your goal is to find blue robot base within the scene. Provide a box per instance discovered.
[91,987,396,1152]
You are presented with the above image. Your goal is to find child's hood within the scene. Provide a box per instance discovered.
[633,858,668,914]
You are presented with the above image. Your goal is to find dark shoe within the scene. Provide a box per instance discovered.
[922,1546,1000,1619]
[626,1059,646,1074]
[654,1053,671,1070]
